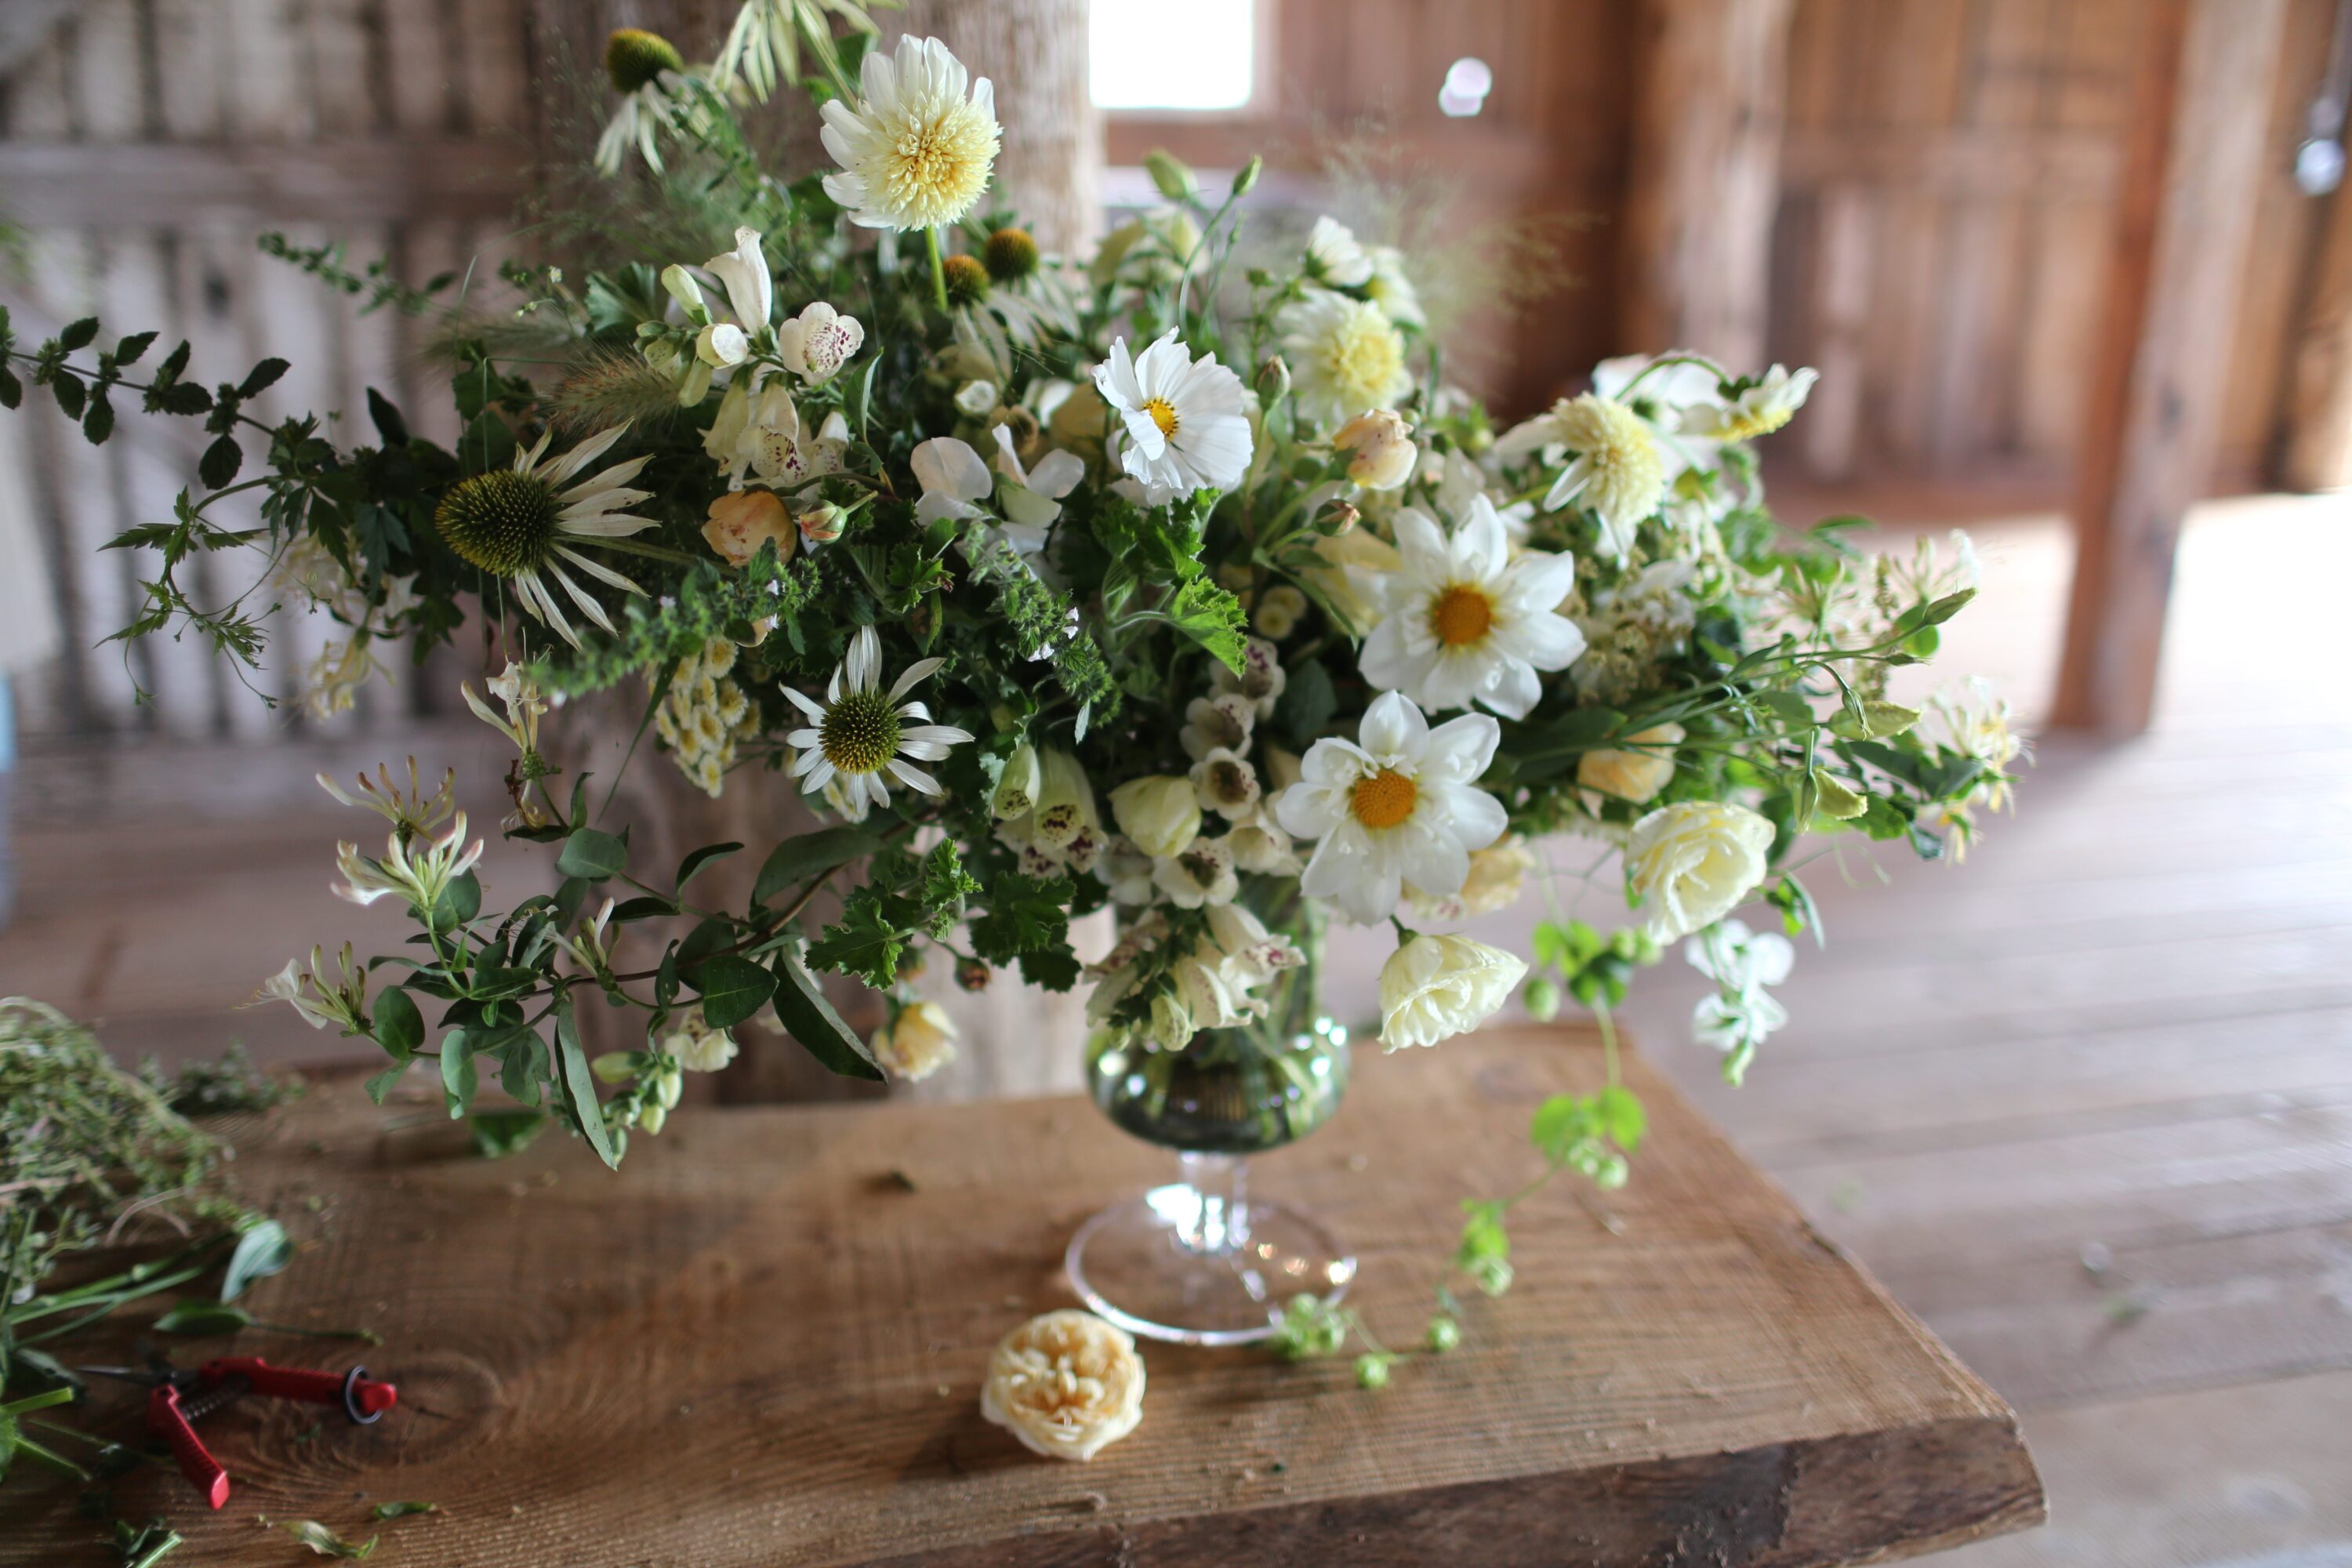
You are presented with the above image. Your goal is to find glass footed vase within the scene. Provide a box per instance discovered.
[1066,909,1356,1345]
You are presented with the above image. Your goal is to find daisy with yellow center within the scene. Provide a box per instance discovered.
[781,626,974,813]
[1276,287,1413,429]
[1359,494,1586,720]
[1273,691,1506,925]
[1682,364,1817,445]
[434,423,656,648]
[818,35,1000,232]
[1092,330,1254,505]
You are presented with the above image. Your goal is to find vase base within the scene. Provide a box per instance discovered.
[1065,1184,1356,1346]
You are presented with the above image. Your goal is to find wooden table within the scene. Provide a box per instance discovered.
[2,1025,2043,1566]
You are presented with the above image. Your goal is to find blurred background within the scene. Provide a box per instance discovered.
[2,2,2349,1561]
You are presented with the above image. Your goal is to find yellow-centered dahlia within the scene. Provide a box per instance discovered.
[1276,287,1412,429]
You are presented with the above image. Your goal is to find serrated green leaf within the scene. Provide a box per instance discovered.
[1164,575,1249,673]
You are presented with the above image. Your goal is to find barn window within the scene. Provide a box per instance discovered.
[1090,0,1256,111]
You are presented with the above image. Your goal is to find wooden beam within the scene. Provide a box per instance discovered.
[0,139,527,225]
[2279,174,2352,492]
[1618,0,1796,369]
[2053,0,2288,735]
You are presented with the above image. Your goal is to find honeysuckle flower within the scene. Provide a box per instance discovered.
[991,424,1085,530]
[1152,833,1239,909]
[1334,408,1418,490]
[434,424,655,648]
[775,299,864,383]
[1406,837,1536,924]
[1366,244,1426,330]
[568,896,619,972]
[1179,692,1254,762]
[659,1005,739,1073]
[1275,691,1507,926]
[334,812,484,914]
[1377,933,1527,1050]
[1682,365,1817,443]
[871,999,959,1081]
[1359,496,1584,721]
[911,436,993,525]
[463,661,550,761]
[251,943,368,1032]
[1497,391,1666,562]
[702,488,798,568]
[1212,636,1287,719]
[1577,722,1685,809]
[1624,800,1773,942]
[595,28,690,174]
[980,1310,1146,1462]
[781,626,974,811]
[298,637,383,721]
[1304,215,1374,287]
[1108,775,1202,861]
[1277,288,1412,428]
[819,35,1000,231]
[1934,676,2028,815]
[1093,331,1253,504]
[1189,746,1261,822]
[315,757,456,841]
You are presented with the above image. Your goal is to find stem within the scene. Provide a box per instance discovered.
[1171,1152,1249,1256]
[924,227,949,312]
[1595,1003,1621,1088]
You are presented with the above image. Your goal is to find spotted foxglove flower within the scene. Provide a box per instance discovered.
[434,425,655,648]
[775,299,864,383]
[1277,288,1412,428]
[1275,691,1506,925]
[782,626,974,811]
[1093,331,1253,504]
[707,377,848,491]
[1152,833,1239,909]
[819,36,1000,231]
[1359,495,1584,720]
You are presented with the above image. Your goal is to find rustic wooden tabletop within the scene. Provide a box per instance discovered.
[0,1024,2043,1566]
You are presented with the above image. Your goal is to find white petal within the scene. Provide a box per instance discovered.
[1359,690,1428,759]
[887,656,946,703]
[887,758,942,795]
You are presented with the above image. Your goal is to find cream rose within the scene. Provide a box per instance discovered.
[1333,408,1418,490]
[1108,775,1202,860]
[1624,800,1773,942]
[979,1309,1146,1462]
[869,1000,958,1081]
[702,489,797,568]
[1377,934,1528,1051]
[1577,722,1684,808]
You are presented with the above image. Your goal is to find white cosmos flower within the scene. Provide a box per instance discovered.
[911,437,993,525]
[775,299,863,383]
[819,35,1000,231]
[1304,215,1374,286]
[1275,691,1506,925]
[434,424,657,649]
[782,626,974,811]
[1277,287,1412,429]
[1093,331,1253,504]
[1359,495,1585,720]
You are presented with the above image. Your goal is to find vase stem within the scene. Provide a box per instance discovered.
[1172,1152,1250,1256]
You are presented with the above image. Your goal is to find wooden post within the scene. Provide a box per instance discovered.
[2053,0,2288,735]
[1618,0,1795,370]
[2280,174,2352,492]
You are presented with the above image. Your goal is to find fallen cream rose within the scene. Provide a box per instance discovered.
[979,1309,1146,1461]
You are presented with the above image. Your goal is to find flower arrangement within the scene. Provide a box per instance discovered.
[0,6,2017,1341]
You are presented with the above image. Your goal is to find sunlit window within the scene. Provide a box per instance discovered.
[1090,0,1255,111]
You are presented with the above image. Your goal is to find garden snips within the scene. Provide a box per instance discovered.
[74,1347,398,1508]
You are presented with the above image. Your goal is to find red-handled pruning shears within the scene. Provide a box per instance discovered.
[75,1348,398,1509]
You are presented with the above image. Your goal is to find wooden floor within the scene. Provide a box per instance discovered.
[4,493,2348,1563]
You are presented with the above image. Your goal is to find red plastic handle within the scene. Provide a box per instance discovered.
[200,1358,398,1419]
[147,1386,230,1509]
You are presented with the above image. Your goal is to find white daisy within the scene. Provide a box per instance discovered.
[1304,215,1374,286]
[782,626,975,811]
[1277,287,1412,429]
[1494,390,1665,562]
[1092,331,1254,505]
[1359,494,1585,720]
[1274,691,1507,925]
[818,35,1000,232]
[434,424,657,648]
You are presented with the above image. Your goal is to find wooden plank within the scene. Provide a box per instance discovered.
[0,138,530,225]
[2053,0,2290,733]
[2281,173,2352,490]
[1618,0,1795,368]
[0,1029,2044,1566]
[1777,130,2120,195]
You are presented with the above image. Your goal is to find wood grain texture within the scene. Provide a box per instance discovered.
[0,1027,2041,1566]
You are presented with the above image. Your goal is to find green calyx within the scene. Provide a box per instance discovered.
[605,28,684,94]
[820,688,900,775]
[436,470,561,577]
[940,252,991,307]
[983,227,1040,282]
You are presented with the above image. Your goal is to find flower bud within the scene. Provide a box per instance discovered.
[1109,775,1202,860]
[592,1051,638,1084]
[983,227,1040,281]
[956,958,993,993]
[1256,354,1291,403]
[1145,149,1199,203]
[656,1062,684,1109]
[795,501,845,544]
[677,358,714,408]
[659,263,706,320]
[1522,974,1562,1022]
[695,322,750,367]
[639,1100,667,1136]
[1231,156,1263,198]
[1333,408,1418,490]
[941,252,990,307]
[1353,1353,1392,1390]
[1425,1315,1462,1352]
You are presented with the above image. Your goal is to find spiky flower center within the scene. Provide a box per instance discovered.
[437,470,561,577]
[605,28,683,94]
[820,689,901,775]
[1349,768,1417,830]
[984,227,1040,281]
[1143,397,1180,437]
[871,100,1000,227]
[941,252,990,306]
[1430,584,1495,648]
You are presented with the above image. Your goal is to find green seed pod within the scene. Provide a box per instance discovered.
[1425,1315,1461,1353]
[1144,149,1198,203]
[1522,975,1562,1022]
[1231,156,1263,198]
[940,252,990,306]
[983,227,1040,282]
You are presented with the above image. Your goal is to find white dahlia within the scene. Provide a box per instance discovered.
[1277,287,1412,429]
[818,35,1000,232]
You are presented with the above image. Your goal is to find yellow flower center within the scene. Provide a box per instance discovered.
[1349,768,1417,830]
[876,101,1000,227]
[1144,397,1180,437]
[1315,301,1407,410]
[1429,584,1495,648]
[1717,406,1789,443]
